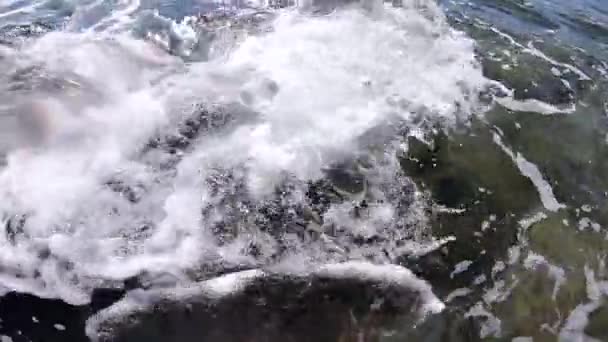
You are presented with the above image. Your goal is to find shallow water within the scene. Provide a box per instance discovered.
[0,0,607,341]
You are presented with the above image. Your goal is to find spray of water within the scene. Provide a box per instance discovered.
[0,0,486,305]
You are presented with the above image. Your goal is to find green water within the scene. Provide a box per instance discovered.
[399,1,608,339]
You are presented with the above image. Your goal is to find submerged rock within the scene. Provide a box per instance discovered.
[87,262,443,342]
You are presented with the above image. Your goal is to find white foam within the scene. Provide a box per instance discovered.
[559,266,608,342]
[493,132,565,212]
[450,260,472,278]
[491,260,505,278]
[523,252,565,300]
[0,0,484,304]
[207,5,484,193]
[551,67,562,77]
[465,302,502,338]
[518,212,548,231]
[508,245,521,265]
[512,337,533,342]
[495,97,576,115]
[445,287,472,302]
[525,41,591,82]
[316,261,445,315]
[487,25,591,81]
[578,217,601,232]
[394,236,456,257]
[482,278,518,305]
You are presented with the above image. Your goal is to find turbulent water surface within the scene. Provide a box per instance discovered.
[0,0,607,341]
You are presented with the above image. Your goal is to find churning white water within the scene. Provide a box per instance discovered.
[0,0,486,305]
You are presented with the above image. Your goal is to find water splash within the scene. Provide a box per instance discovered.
[0,0,486,305]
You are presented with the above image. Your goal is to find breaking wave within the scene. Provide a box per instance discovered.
[0,0,486,305]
